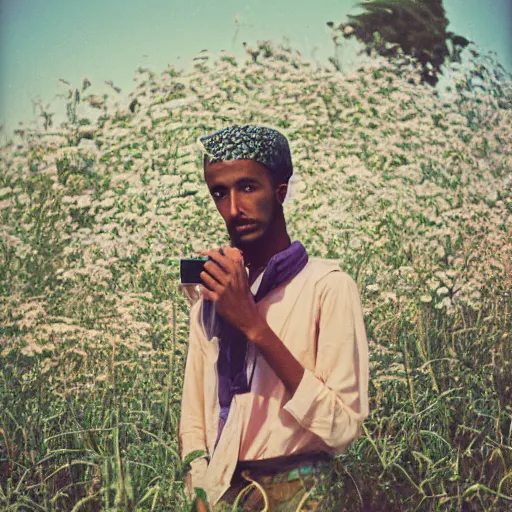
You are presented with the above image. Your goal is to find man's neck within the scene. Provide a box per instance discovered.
[242,231,291,284]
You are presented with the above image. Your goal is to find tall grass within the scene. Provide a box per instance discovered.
[1,41,511,510]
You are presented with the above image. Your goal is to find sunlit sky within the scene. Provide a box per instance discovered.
[1,0,510,136]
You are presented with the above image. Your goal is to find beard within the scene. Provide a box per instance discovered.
[228,203,281,250]
[228,221,262,248]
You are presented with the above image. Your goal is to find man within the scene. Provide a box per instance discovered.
[179,125,369,511]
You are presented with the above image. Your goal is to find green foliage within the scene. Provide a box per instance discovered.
[0,40,511,510]
[328,0,471,85]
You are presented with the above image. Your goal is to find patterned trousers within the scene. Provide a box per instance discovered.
[212,456,336,512]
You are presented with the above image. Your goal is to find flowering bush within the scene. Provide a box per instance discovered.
[0,41,510,510]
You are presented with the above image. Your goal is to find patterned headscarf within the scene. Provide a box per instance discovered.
[198,124,293,183]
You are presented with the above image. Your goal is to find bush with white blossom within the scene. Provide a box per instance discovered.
[0,41,510,510]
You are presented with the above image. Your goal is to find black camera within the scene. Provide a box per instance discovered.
[179,258,210,284]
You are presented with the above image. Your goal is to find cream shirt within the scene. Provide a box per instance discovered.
[179,258,369,505]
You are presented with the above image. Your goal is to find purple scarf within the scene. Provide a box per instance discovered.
[201,241,309,448]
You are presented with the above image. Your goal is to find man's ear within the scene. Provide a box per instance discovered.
[276,183,288,204]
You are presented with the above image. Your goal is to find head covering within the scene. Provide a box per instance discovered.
[198,124,293,183]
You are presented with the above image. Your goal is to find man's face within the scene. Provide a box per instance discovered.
[204,159,285,247]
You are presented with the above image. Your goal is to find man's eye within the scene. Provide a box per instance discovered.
[212,191,225,199]
[243,185,255,192]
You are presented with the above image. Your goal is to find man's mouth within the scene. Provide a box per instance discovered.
[234,222,257,233]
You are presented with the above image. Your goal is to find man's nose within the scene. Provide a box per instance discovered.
[228,190,241,218]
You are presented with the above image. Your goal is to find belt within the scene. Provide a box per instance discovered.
[231,452,333,484]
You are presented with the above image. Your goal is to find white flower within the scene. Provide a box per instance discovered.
[349,238,362,250]
[435,296,452,310]
[75,195,92,208]
[99,197,116,208]
[381,292,397,303]
[435,246,445,258]
[427,278,440,291]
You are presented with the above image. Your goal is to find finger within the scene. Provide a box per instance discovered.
[222,246,244,263]
[218,248,248,286]
[200,270,223,293]
[203,259,228,285]
[199,284,217,302]
[222,247,247,278]
[205,250,235,272]
[216,246,244,268]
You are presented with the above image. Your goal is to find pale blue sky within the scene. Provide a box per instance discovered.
[1,0,510,136]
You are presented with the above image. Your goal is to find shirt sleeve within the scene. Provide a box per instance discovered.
[283,271,369,453]
[179,301,208,497]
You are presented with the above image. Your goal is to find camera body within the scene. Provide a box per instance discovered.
[179,257,210,284]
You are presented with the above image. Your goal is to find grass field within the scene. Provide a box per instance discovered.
[1,41,511,511]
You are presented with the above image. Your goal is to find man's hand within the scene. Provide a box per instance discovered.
[199,246,264,336]
[200,246,306,396]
